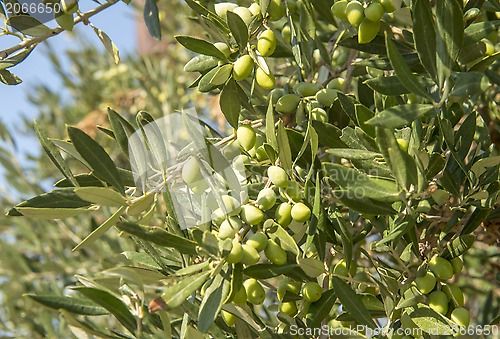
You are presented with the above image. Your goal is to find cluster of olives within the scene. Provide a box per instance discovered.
[331,0,401,44]
[399,255,469,337]
[268,77,345,122]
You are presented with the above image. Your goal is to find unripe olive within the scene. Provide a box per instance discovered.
[241,244,261,265]
[331,0,348,20]
[221,194,242,216]
[267,0,285,21]
[275,94,301,114]
[255,68,276,90]
[240,204,264,225]
[443,283,464,307]
[182,156,203,186]
[282,24,291,44]
[379,0,396,13]
[334,259,357,276]
[214,2,238,20]
[294,82,320,97]
[212,208,226,226]
[248,3,261,16]
[396,138,409,152]
[232,286,247,304]
[315,88,338,107]
[358,18,380,44]
[214,42,231,59]
[219,216,243,239]
[291,202,311,222]
[265,239,287,265]
[302,281,323,302]
[450,257,463,274]
[364,2,385,22]
[275,202,293,227]
[256,188,277,210]
[279,301,298,316]
[243,278,266,304]
[257,29,277,57]
[327,77,345,91]
[237,125,256,151]
[232,6,253,25]
[277,280,302,300]
[346,1,365,27]
[221,310,237,326]
[246,231,268,252]
[451,307,470,327]
[61,0,78,14]
[227,241,244,263]
[429,256,454,281]
[269,88,285,104]
[233,55,254,81]
[268,166,289,188]
[428,290,449,315]
[311,107,328,122]
[415,272,436,295]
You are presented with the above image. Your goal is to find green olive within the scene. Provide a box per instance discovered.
[243,278,266,304]
[214,42,231,58]
[269,88,285,104]
[240,204,264,225]
[231,286,247,304]
[451,307,470,327]
[294,82,320,97]
[331,0,348,20]
[379,0,396,13]
[246,231,268,252]
[327,77,345,91]
[364,2,385,22]
[302,281,323,302]
[346,1,365,27]
[221,194,242,216]
[358,18,380,44]
[334,259,357,276]
[227,241,244,263]
[256,188,277,210]
[221,310,237,326]
[275,202,293,227]
[257,29,277,57]
[233,55,254,81]
[428,256,454,281]
[311,107,328,122]
[255,67,276,90]
[241,244,261,265]
[279,301,298,316]
[396,138,409,152]
[275,94,301,114]
[219,216,243,239]
[237,124,256,152]
[268,166,289,188]
[211,208,226,226]
[267,0,285,21]
[291,202,311,222]
[232,6,254,25]
[443,283,464,307]
[214,2,238,20]
[415,272,436,295]
[428,290,449,315]
[315,88,338,107]
[264,239,287,265]
[248,3,261,16]
[450,257,463,274]
[182,156,203,186]
[282,24,291,44]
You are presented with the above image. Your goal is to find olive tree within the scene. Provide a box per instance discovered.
[2,0,500,338]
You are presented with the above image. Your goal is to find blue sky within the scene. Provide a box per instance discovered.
[0,3,137,190]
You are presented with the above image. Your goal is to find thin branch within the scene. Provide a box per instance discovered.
[0,0,119,60]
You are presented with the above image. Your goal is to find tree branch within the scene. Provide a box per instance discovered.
[0,0,119,60]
